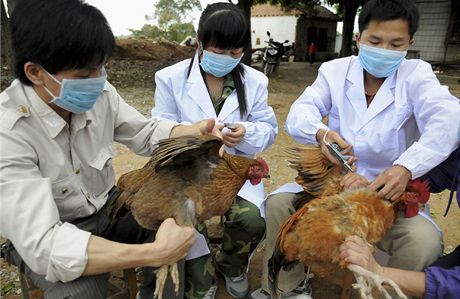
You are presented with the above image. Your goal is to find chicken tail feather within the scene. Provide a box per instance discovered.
[268,203,310,297]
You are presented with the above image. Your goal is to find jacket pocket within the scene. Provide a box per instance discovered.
[51,174,83,220]
[87,146,115,198]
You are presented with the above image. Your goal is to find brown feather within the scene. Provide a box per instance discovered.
[110,135,269,230]
[269,145,407,293]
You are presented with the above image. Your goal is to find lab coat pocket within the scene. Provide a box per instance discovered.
[392,107,412,130]
[52,175,83,221]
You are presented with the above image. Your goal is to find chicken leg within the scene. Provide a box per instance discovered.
[348,264,407,299]
[153,263,180,299]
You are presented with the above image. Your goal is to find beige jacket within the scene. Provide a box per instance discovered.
[0,79,176,282]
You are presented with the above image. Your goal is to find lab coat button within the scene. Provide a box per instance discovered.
[75,168,81,175]
[61,187,68,194]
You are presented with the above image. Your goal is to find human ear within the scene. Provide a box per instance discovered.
[409,38,415,46]
[355,33,361,50]
[24,62,45,86]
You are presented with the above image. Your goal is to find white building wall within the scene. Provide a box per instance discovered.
[251,16,298,49]
[411,0,451,62]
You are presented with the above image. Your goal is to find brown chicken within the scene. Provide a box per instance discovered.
[268,145,428,298]
[111,135,269,299]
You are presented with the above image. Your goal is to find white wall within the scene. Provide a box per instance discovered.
[251,16,298,49]
[411,0,451,62]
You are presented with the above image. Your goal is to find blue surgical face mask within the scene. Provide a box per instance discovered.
[42,68,107,114]
[199,50,242,78]
[358,43,407,78]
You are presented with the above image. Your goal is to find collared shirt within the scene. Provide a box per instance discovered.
[211,74,235,115]
[286,56,460,180]
[0,79,176,282]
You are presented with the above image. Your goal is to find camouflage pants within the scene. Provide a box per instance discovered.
[185,196,266,299]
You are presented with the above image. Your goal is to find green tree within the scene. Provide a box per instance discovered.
[154,0,200,30]
[325,0,367,56]
[129,24,162,39]
[130,0,200,43]
[166,22,196,43]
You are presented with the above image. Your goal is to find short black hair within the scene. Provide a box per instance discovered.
[359,0,419,38]
[10,0,116,85]
[197,3,250,51]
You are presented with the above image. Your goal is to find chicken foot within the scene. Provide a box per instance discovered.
[348,264,407,299]
[153,263,180,299]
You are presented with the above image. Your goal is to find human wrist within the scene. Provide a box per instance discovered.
[141,241,168,267]
[316,129,327,144]
[169,124,200,138]
[395,164,412,180]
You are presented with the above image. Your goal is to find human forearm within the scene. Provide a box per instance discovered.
[83,218,195,276]
[83,236,165,275]
[341,236,426,297]
[233,121,277,154]
[379,266,426,297]
[169,119,223,138]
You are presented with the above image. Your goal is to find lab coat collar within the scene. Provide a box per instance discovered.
[186,51,242,120]
[345,57,397,131]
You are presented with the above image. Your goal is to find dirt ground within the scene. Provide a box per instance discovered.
[1,38,460,298]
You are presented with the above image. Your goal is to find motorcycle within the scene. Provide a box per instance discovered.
[262,31,289,76]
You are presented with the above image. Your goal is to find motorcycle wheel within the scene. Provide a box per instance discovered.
[264,63,275,76]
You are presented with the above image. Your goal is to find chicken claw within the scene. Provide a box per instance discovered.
[348,264,407,299]
[170,263,179,295]
[153,265,169,299]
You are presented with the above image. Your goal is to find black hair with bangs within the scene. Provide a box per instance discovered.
[188,2,250,117]
[10,0,116,85]
[359,0,419,38]
[197,3,250,50]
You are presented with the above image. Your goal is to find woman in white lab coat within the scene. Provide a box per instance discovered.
[151,3,277,299]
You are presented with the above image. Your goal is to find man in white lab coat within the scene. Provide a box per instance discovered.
[251,0,460,298]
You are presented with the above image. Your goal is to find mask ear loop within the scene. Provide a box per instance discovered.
[41,67,61,100]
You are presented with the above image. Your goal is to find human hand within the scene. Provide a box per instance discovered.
[222,123,245,148]
[339,235,383,275]
[368,165,411,201]
[316,129,357,166]
[340,172,369,190]
[148,218,195,267]
[198,118,224,138]
[169,118,224,139]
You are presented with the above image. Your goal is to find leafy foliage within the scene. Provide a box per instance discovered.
[129,0,200,43]
[154,0,201,29]
[129,22,196,43]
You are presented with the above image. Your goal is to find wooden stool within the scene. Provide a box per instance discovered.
[108,268,138,299]
[324,270,354,299]
[18,268,138,299]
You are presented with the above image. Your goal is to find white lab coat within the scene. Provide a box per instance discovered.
[269,56,459,231]
[153,53,278,259]
[286,55,460,181]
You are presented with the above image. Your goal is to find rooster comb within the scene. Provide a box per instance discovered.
[256,157,269,173]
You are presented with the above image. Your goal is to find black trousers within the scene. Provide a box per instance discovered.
[2,187,184,299]
[430,244,460,268]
